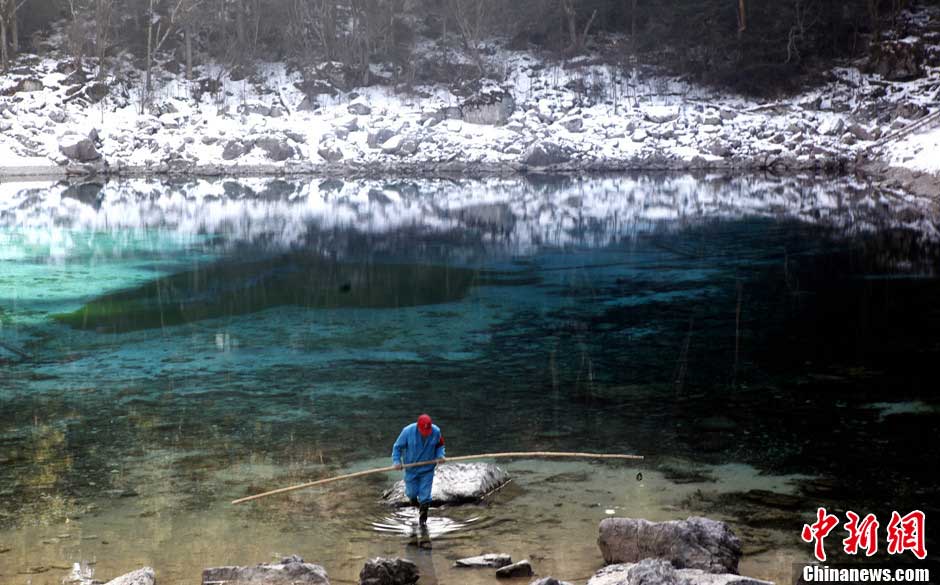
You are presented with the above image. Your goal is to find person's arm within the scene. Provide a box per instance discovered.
[392,427,408,468]
[435,431,445,460]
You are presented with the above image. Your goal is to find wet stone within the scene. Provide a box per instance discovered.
[359,557,418,585]
[588,559,772,585]
[454,553,513,568]
[203,556,329,585]
[103,567,155,585]
[496,560,534,579]
[530,579,573,585]
[382,463,510,507]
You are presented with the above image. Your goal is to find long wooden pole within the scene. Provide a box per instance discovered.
[231,451,643,505]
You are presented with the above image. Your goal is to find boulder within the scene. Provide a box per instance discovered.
[645,106,680,124]
[869,39,925,81]
[631,129,648,142]
[103,567,155,585]
[521,141,571,167]
[49,109,68,124]
[256,137,295,162]
[531,579,573,585]
[368,128,397,149]
[597,517,741,574]
[359,558,418,585]
[380,135,404,154]
[382,462,509,506]
[59,135,101,162]
[461,83,515,126]
[587,560,773,585]
[348,100,372,116]
[454,554,513,569]
[202,555,329,585]
[318,143,344,163]
[496,560,533,579]
[559,116,584,133]
[222,140,251,160]
[818,118,845,136]
[848,124,874,142]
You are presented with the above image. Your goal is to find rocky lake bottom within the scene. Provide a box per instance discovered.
[0,174,938,584]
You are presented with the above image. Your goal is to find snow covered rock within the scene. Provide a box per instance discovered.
[631,129,648,142]
[461,83,515,126]
[222,140,252,160]
[103,567,155,585]
[559,116,584,133]
[318,141,344,163]
[348,100,372,116]
[495,560,533,579]
[380,135,405,154]
[521,141,571,167]
[818,117,845,136]
[49,109,68,124]
[848,124,874,142]
[368,128,397,149]
[382,462,509,506]
[203,555,329,585]
[256,137,295,161]
[645,106,680,124]
[587,560,772,585]
[59,135,101,162]
[359,558,418,585]
[454,554,513,569]
[598,517,742,574]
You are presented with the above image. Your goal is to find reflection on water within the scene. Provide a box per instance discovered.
[1,174,938,585]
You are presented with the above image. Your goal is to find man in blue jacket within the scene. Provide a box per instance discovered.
[392,413,445,527]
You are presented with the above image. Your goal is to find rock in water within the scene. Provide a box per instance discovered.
[382,462,509,506]
[597,517,742,574]
[531,579,574,585]
[103,567,155,585]
[495,560,534,579]
[359,558,418,585]
[59,135,101,162]
[454,554,513,568]
[587,559,773,585]
[202,555,329,585]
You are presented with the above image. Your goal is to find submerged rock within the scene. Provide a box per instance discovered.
[103,567,155,585]
[382,462,509,506]
[454,553,513,568]
[496,560,533,579]
[359,557,418,585]
[587,559,772,585]
[531,578,574,585]
[203,555,329,585]
[598,517,741,574]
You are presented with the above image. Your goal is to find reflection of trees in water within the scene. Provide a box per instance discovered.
[2,175,937,265]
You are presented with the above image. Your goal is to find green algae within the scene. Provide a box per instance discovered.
[53,254,479,333]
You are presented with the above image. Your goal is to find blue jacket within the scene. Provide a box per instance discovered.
[392,423,445,477]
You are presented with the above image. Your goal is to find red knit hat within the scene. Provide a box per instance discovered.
[417,414,432,437]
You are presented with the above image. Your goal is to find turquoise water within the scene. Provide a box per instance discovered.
[0,175,938,584]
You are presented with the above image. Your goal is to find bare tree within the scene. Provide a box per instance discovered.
[144,0,204,107]
[0,0,28,71]
[561,0,597,54]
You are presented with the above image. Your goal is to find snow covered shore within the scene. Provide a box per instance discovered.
[2,29,939,197]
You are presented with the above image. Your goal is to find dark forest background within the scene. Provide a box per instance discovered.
[0,0,931,95]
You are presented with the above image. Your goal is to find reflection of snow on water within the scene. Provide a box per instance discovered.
[369,507,483,538]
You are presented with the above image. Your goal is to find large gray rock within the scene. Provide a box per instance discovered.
[454,554,512,568]
[587,560,773,585]
[318,143,344,163]
[202,555,329,585]
[496,560,533,579]
[368,128,397,149]
[598,517,741,574]
[382,462,509,506]
[104,567,155,585]
[59,135,101,162]
[461,85,515,126]
[359,557,418,585]
[222,140,252,160]
[256,137,295,162]
[521,141,571,167]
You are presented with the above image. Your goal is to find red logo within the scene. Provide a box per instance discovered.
[801,508,927,561]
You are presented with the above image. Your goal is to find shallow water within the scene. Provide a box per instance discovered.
[1,174,938,584]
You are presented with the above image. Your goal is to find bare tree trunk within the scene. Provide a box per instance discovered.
[185,22,193,80]
[10,0,17,57]
[1,11,8,73]
[737,0,746,36]
[145,0,154,109]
